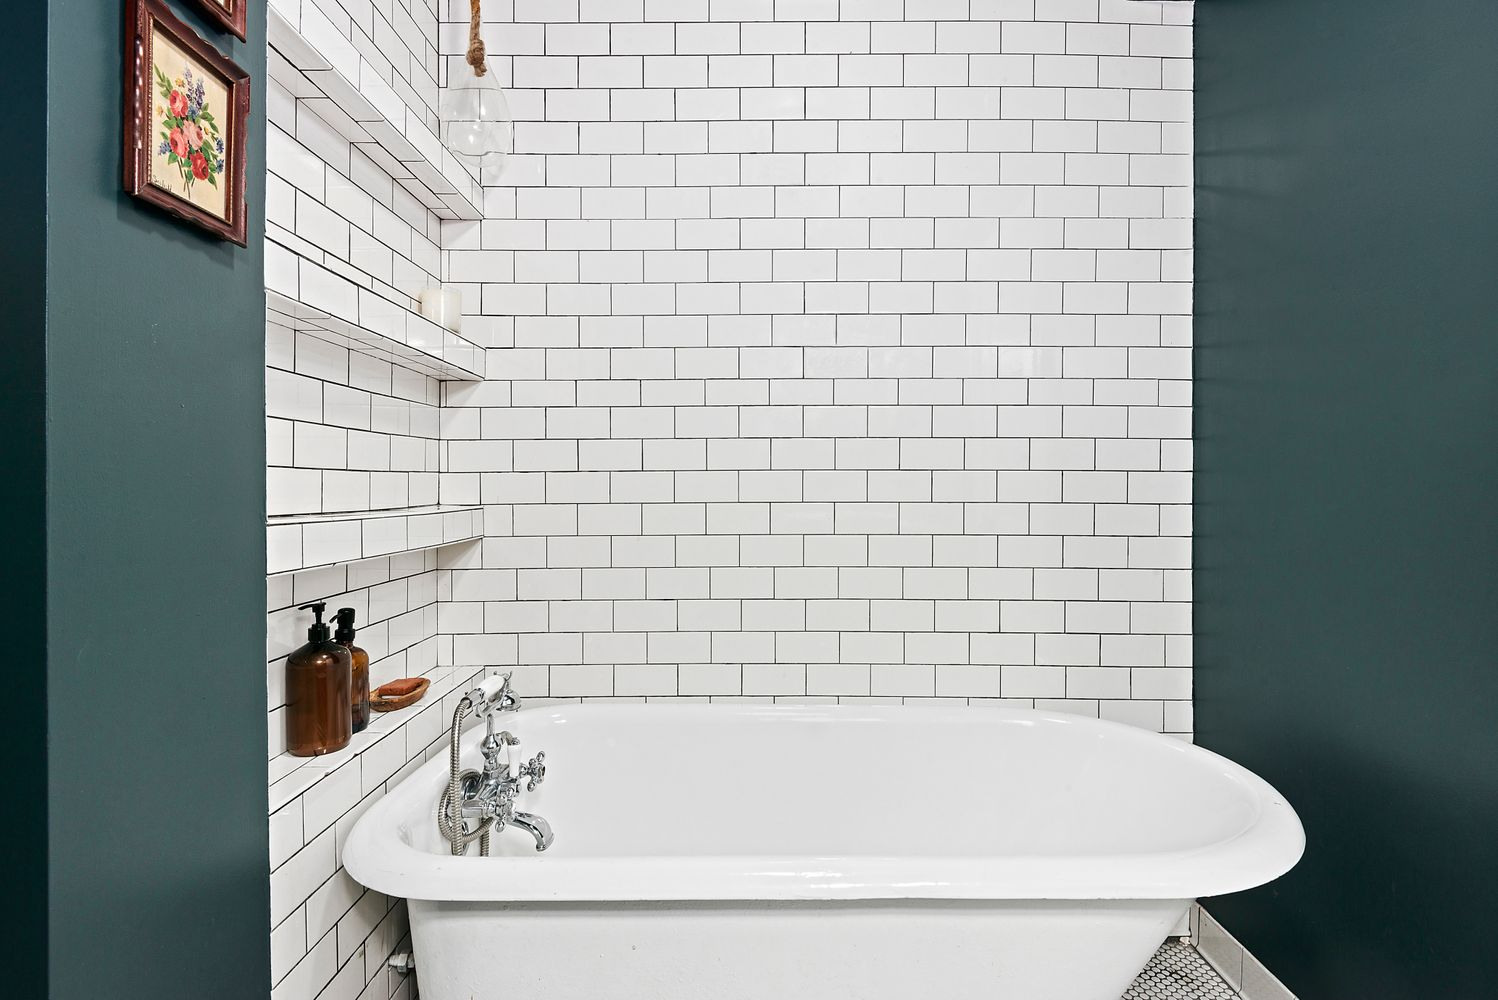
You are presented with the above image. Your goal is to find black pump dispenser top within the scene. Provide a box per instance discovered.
[333,607,358,643]
[299,602,332,642]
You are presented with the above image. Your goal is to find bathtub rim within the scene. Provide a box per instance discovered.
[343,701,1305,904]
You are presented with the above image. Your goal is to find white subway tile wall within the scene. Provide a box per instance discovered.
[264,77,446,327]
[266,545,463,1000]
[265,319,444,519]
[436,0,1195,734]
[283,0,442,129]
[266,663,482,1000]
[265,2,476,998]
[269,2,1194,997]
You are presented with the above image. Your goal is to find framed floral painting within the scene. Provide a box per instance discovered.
[124,0,251,246]
[190,0,247,42]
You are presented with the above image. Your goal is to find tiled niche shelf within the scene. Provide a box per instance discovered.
[267,505,484,576]
[267,2,483,221]
[267,275,486,381]
[268,665,485,815]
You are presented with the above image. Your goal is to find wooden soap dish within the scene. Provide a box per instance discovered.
[370,677,431,713]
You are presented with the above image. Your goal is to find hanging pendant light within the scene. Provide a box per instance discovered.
[442,0,512,178]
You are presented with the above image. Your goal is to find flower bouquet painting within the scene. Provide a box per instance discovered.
[124,0,250,245]
[154,65,226,203]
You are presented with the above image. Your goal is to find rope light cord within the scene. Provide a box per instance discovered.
[466,0,487,76]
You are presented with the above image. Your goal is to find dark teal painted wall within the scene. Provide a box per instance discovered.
[1195,2,1498,998]
[0,1,269,996]
[0,0,50,993]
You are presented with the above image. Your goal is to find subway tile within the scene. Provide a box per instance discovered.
[270,0,1195,980]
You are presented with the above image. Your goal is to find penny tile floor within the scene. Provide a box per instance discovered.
[1123,940,1239,999]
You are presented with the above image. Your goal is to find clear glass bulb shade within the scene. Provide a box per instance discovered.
[441,58,513,176]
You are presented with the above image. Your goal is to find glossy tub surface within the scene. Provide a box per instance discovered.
[345,702,1303,1000]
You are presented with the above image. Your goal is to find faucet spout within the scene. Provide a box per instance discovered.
[509,811,554,852]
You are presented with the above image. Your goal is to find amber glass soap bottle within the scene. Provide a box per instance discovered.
[286,602,353,757]
[333,607,371,734]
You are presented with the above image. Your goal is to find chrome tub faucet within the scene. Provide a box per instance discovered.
[438,673,555,855]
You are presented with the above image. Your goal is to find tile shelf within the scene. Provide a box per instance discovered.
[267,504,484,576]
[266,271,486,381]
[268,664,488,813]
[267,1,483,221]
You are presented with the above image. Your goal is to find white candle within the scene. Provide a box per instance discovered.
[418,287,463,333]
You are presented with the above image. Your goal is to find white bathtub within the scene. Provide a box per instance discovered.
[345,703,1303,1000]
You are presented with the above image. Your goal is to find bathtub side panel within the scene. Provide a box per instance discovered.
[408,899,1188,1000]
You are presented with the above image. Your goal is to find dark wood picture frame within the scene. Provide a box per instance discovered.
[124,0,251,246]
[190,0,247,42]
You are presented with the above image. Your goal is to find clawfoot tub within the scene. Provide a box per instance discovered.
[345,703,1303,1000]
